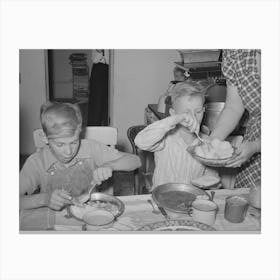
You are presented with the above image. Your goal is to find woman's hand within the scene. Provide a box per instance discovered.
[47,189,72,211]
[93,165,113,185]
[225,141,259,168]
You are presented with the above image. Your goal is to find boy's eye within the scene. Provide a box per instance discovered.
[56,143,64,147]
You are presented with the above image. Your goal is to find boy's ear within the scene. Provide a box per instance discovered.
[40,131,48,144]
[169,108,175,116]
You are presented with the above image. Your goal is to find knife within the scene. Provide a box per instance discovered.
[158,206,170,220]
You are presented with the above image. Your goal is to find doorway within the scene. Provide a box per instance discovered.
[47,49,111,126]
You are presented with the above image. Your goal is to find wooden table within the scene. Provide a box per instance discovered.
[20,188,261,232]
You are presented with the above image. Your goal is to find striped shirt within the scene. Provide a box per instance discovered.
[135,116,218,189]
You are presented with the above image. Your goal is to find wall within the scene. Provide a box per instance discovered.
[20,50,47,155]
[111,50,180,152]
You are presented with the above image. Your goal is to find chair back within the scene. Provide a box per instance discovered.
[83,126,117,148]
[33,129,46,152]
[33,126,118,151]
[127,125,146,154]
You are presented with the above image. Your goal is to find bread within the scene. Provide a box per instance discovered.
[191,175,220,188]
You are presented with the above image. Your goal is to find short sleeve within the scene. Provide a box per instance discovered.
[89,140,123,167]
[222,50,238,87]
[20,155,41,195]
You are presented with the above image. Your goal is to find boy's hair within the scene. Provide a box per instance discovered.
[40,102,82,139]
[171,79,206,106]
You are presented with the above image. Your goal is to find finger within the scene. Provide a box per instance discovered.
[55,194,72,206]
[101,168,110,181]
[93,172,102,185]
[225,157,244,167]
[58,190,72,201]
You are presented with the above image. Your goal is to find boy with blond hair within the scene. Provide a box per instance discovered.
[135,80,219,189]
[20,102,140,211]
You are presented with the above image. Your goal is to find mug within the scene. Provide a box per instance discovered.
[191,199,218,226]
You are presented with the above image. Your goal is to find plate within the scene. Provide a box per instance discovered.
[69,193,125,223]
[138,219,215,231]
[187,144,235,167]
[152,183,209,214]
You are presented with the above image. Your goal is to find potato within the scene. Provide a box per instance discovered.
[194,138,233,159]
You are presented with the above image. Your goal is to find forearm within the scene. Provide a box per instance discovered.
[251,139,261,154]
[134,116,177,151]
[104,153,141,172]
[20,193,49,210]
[211,106,244,140]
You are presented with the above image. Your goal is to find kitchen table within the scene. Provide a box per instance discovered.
[20,188,260,232]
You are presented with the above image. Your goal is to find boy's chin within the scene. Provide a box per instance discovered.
[60,157,75,163]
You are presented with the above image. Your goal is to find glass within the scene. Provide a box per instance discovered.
[249,179,261,209]
[224,195,249,223]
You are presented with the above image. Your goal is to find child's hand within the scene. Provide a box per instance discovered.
[47,189,72,211]
[93,165,113,185]
[176,112,199,133]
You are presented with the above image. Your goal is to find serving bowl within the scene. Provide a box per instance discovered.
[152,183,209,214]
[187,144,236,167]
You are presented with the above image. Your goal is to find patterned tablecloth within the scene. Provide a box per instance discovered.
[20,188,261,232]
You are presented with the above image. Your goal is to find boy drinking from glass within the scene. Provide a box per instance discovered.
[20,102,141,211]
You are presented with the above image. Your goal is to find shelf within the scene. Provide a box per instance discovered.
[175,61,222,71]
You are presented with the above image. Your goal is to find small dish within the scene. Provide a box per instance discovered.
[83,210,115,227]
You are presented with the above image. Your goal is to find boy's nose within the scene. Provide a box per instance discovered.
[64,145,72,156]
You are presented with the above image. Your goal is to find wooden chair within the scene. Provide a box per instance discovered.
[127,125,154,195]
[33,126,118,195]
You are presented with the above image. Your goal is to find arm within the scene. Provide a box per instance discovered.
[210,85,245,141]
[102,152,141,172]
[135,114,191,152]
[91,141,141,184]
[20,193,49,210]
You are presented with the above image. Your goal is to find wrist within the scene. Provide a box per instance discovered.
[102,163,114,171]
[42,192,50,207]
[251,140,260,154]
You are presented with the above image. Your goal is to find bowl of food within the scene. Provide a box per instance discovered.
[69,193,125,227]
[187,138,235,167]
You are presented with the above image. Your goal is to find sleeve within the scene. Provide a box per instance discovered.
[134,116,177,152]
[90,140,124,167]
[20,155,41,195]
[222,50,238,87]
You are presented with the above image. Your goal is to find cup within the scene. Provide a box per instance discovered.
[249,179,261,209]
[224,195,248,223]
[191,199,218,226]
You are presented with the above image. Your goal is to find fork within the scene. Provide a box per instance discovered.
[147,199,160,214]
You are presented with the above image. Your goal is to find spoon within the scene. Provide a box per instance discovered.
[147,199,160,214]
[194,130,206,144]
[210,191,215,201]
[72,181,98,207]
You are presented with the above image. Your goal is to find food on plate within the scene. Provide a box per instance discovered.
[191,175,220,188]
[70,200,119,220]
[195,138,234,159]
